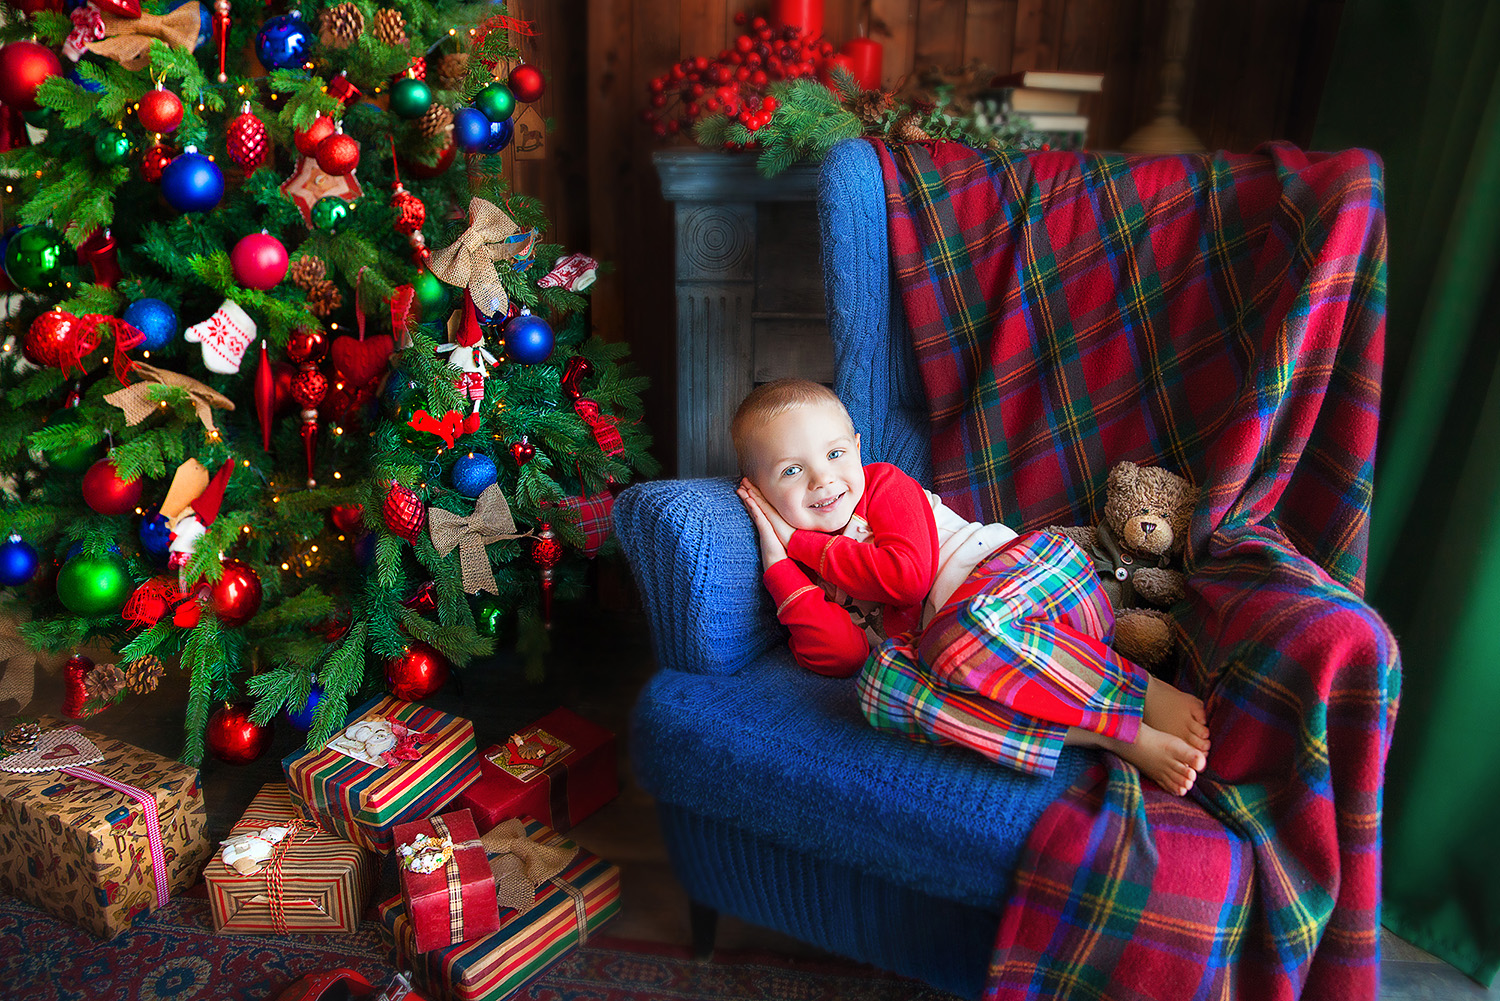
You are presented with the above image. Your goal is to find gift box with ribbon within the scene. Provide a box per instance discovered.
[0,718,210,939]
[453,708,617,835]
[394,808,501,953]
[283,695,481,853]
[377,817,621,1000]
[204,784,375,935]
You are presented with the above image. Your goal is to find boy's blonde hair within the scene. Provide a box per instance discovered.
[731,379,854,473]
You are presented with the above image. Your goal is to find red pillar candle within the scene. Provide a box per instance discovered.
[840,37,883,91]
[771,0,823,38]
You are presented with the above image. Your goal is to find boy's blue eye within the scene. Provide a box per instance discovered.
[781,465,801,477]
[828,449,845,460]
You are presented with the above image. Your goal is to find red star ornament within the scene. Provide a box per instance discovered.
[279,155,364,226]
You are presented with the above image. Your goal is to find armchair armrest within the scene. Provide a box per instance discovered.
[614,478,782,676]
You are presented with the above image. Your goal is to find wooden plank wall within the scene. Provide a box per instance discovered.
[509,0,1344,474]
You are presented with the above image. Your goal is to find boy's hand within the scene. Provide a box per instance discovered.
[737,479,788,569]
[739,479,796,548]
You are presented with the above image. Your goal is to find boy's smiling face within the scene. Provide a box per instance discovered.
[746,401,865,533]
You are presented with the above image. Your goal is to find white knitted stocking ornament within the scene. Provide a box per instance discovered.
[185,299,257,374]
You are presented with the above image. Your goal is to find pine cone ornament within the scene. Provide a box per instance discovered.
[435,52,469,91]
[851,90,895,131]
[417,103,453,139]
[290,255,326,289]
[84,662,127,702]
[318,2,364,48]
[891,111,930,143]
[125,655,165,695]
[307,279,343,317]
[2,721,39,754]
[372,7,407,46]
[226,105,269,172]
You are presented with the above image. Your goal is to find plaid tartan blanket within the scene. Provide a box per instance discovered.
[874,139,1401,1001]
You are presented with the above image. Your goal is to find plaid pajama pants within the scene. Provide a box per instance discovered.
[856,531,1149,777]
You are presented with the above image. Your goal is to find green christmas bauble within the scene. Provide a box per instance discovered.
[390,403,431,448]
[4,224,67,290]
[311,195,355,233]
[472,594,505,637]
[94,129,132,165]
[43,408,100,473]
[56,552,131,616]
[412,268,450,321]
[390,77,433,120]
[473,82,516,122]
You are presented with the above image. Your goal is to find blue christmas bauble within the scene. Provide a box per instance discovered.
[0,535,39,587]
[66,64,105,93]
[480,118,513,154]
[453,107,492,153]
[451,452,498,498]
[286,683,323,729]
[161,150,224,213]
[122,298,178,350]
[353,532,376,568]
[256,12,309,71]
[0,224,20,284]
[65,540,122,560]
[138,510,172,558]
[168,0,213,49]
[502,311,554,365]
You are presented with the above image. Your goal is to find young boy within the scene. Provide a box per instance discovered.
[732,379,1210,796]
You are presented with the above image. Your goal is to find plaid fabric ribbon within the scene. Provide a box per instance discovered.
[429,814,471,943]
[264,817,318,935]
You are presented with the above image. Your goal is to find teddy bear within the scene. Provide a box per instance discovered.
[1047,461,1198,669]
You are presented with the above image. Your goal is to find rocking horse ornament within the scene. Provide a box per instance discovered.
[437,293,497,434]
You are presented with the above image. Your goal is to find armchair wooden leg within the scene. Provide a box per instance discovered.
[689,900,718,962]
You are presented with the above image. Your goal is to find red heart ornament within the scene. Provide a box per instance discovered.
[324,334,394,421]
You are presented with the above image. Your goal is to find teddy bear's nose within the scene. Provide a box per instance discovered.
[1141,521,1157,534]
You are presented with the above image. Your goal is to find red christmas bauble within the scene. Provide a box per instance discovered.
[385,642,449,701]
[206,702,273,765]
[509,439,535,466]
[230,232,288,290]
[382,480,425,542]
[226,109,268,171]
[290,367,328,409]
[400,139,455,180]
[273,361,298,417]
[210,559,262,625]
[294,114,336,156]
[0,41,63,114]
[507,63,545,103]
[285,326,328,365]
[141,143,174,182]
[329,503,365,534]
[138,87,184,133]
[314,131,360,175]
[390,186,425,235]
[82,458,142,515]
[24,309,93,368]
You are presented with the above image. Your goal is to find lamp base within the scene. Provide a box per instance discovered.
[1121,116,1206,155]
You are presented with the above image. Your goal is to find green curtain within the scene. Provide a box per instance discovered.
[1314,0,1500,984]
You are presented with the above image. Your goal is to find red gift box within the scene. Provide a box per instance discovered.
[454,709,617,835]
[394,809,501,953]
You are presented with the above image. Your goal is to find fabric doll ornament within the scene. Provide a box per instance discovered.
[164,460,233,589]
[436,292,496,434]
[185,298,256,373]
[1047,461,1199,668]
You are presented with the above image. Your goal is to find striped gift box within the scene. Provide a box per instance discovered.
[204,784,375,935]
[283,696,481,853]
[377,818,621,1001]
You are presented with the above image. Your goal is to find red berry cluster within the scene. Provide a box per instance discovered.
[642,14,835,143]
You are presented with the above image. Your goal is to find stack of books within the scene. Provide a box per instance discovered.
[989,70,1104,149]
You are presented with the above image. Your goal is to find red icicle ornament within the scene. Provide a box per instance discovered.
[254,341,276,450]
[77,229,122,288]
[286,328,328,487]
[226,103,268,172]
[532,522,562,628]
[62,655,94,718]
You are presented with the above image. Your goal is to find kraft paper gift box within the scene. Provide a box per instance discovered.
[283,695,481,853]
[205,783,375,934]
[0,718,209,939]
[393,808,501,953]
[453,708,617,834]
[377,817,621,1001]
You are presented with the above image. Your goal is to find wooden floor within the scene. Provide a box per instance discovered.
[18,589,1497,1001]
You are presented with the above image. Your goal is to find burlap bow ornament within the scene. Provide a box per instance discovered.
[481,818,577,913]
[105,361,235,434]
[89,2,202,70]
[428,483,529,595]
[426,197,534,318]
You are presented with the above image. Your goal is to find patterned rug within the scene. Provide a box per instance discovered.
[0,894,957,1001]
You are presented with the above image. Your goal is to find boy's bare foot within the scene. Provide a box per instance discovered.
[1142,673,1210,753]
[1068,725,1206,797]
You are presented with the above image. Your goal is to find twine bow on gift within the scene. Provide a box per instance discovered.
[90,2,202,70]
[426,197,534,318]
[428,483,528,595]
[480,818,577,914]
[105,361,236,435]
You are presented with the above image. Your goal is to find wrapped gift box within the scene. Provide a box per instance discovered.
[0,718,209,939]
[205,783,375,934]
[284,695,481,853]
[453,708,617,834]
[377,818,620,1001]
[394,808,500,953]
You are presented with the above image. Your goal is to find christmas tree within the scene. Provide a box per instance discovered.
[0,1,655,764]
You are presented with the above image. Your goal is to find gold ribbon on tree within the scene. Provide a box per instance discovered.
[104,361,235,435]
[90,2,203,70]
[426,197,533,318]
[480,818,577,914]
[428,483,529,595]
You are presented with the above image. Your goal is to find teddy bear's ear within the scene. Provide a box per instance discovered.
[1107,461,1141,495]
[1170,480,1200,539]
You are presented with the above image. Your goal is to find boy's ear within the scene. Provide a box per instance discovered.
[854,431,861,453]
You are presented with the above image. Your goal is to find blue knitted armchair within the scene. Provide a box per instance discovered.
[614,139,1089,999]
